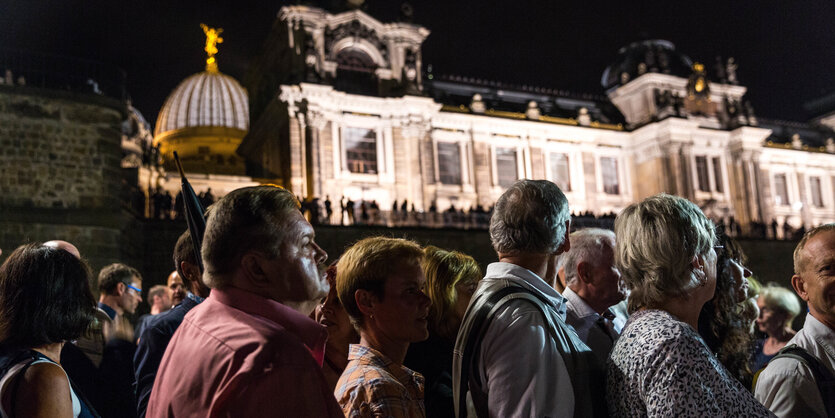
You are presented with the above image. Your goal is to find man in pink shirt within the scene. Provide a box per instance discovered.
[147,185,343,417]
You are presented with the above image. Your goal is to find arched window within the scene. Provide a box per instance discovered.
[335,49,378,95]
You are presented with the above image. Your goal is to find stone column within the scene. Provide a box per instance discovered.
[401,121,430,211]
[308,112,329,198]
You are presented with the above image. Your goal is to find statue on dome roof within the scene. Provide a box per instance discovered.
[200,24,224,73]
[726,57,738,85]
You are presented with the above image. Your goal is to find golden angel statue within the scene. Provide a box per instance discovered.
[200,24,224,72]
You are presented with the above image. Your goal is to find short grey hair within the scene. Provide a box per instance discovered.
[490,180,570,255]
[793,223,835,274]
[202,186,300,289]
[614,194,716,312]
[563,228,616,287]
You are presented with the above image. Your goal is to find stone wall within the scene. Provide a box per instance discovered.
[0,85,124,209]
[0,85,129,294]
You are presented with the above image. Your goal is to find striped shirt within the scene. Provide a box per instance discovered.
[335,344,425,418]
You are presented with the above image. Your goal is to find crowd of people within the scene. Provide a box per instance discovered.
[1,181,833,417]
[126,186,813,245]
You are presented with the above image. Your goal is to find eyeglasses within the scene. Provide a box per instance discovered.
[126,283,142,293]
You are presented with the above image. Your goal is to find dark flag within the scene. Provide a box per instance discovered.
[172,151,206,271]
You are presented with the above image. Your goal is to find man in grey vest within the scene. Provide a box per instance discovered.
[453,180,604,418]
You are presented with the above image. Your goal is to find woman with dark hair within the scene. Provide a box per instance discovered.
[0,243,98,417]
[404,246,482,418]
[313,263,360,389]
[698,234,757,388]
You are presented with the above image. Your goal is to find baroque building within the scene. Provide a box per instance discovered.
[1,5,829,288]
[163,5,835,235]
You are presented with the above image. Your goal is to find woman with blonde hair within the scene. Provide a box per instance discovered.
[607,194,772,417]
[334,237,431,418]
[404,246,481,418]
[751,283,801,371]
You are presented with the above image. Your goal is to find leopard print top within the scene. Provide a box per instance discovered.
[606,309,774,417]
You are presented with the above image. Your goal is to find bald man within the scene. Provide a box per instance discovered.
[43,240,81,259]
[166,271,186,306]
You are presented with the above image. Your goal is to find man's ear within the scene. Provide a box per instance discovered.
[240,253,270,286]
[355,289,376,317]
[577,261,593,284]
[115,282,126,296]
[180,261,200,284]
[791,274,809,302]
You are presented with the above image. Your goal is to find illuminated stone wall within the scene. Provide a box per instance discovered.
[0,86,123,209]
[634,157,665,198]
[0,85,134,281]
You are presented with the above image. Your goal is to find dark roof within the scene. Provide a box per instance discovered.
[803,90,835,120]
[601,40,693,91]
[425,75,626,126]
[758,118,834,148]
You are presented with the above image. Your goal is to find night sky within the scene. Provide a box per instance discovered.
[3,0,834,126]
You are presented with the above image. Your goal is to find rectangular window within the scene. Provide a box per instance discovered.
[601,157,620,195]
[496,147,518,188]
[712,157,723,193]
[810,176,824,208]
[437,142,462,185]
[344,127,377,174]
[695,156,710,192]
[774,174,789,206]
[549,153,571,192]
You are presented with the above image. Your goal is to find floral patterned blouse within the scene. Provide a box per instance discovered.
[606,309,774,417]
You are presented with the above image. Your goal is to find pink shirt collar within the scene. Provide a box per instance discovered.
[211,287,328,365]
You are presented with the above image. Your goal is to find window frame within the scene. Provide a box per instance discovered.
[437,141,463,185]
[342,126,379,175]
[600,156,620,195]
[773,173,790,207]
[548,152,571,192]
[495,146,519,188]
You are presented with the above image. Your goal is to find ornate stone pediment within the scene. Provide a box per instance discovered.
[325,20,388,63]
[279,6,429,93]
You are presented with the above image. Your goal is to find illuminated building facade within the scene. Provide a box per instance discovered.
[160,6,835,234]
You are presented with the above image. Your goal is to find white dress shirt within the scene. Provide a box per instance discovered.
[754,313,835,418]
[563,287,625,364]
[474,262,574,418]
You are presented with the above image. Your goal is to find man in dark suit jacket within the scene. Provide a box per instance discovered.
[133,230,208,418]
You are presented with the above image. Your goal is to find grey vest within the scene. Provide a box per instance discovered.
[452,280,606,418]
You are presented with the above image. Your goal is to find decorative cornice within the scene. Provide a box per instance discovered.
[279,6,429,44]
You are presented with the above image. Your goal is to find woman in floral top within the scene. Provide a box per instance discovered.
[607,194,774,417]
